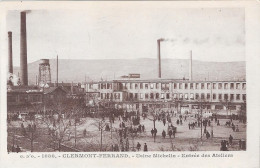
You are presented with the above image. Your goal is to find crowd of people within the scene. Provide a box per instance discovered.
[8,106,247,152]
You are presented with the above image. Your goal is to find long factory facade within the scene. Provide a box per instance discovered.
[84,79,246,115]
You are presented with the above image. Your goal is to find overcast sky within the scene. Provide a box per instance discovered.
[6,5,245,66]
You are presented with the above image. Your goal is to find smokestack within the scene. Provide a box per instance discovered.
[157,39,161,78]
[20,12,28,86]
[189,50,192,81]
[8,31,13,74]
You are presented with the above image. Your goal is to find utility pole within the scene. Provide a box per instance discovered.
[74,118,77,147]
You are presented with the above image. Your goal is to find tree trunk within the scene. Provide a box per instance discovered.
[31,132,34,152]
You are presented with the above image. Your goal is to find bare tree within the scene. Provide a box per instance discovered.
[39,98,85,151]
[146,103,159,142]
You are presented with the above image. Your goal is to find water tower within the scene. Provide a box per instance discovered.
[38,59,51,87]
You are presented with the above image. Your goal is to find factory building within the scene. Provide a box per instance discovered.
[84,79,246,115]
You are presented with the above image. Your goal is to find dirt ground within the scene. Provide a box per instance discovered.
[7,114,246,152]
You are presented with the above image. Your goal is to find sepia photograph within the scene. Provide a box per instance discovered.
[4,4,249,154]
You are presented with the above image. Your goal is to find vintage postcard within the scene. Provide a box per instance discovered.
[0,1,259,168]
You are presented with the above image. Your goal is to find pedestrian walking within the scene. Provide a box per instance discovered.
[168,130,172,138]
[137,142,141,151]
[162,130,166,139]
[172,129,176,138]
[206,131,210,139]
[229,135,233,145]
[142,125,145,132]
[163,118,166,126]
[151,129,154,137]
[154,128,157,137]
[144,143,148,152]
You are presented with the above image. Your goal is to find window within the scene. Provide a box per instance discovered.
[161,93,165,99]
[230,83,234,89]
[242,83,246,89]
[185,83,188,89]
[213,83,216,89]
[218,83,222,89]
[166,93,170,99]
[236,83,240,89]
[236,94,240,100]
[230,94,234,101]
[174,83,177,89]
[207,83,211,89]
[161,83,165,90]
[156,93,160,99]
[101,93,103,99]
[156,83,159,89]
[145,84,148,89]
[228,106,236,110]
[184,93,188,100]
[140,83,143,89]
[201,93,205,99]
[165,83,170,90]
[130,83,133,89]
[213,94,216,100]
[224,94,228,100]
[207,93,210,99]
[190,93,194,100]
[224,83,228,89]
[135,93,138,99]
[150,93,154,99]
[179,83,182,89]
[103,83,107,89]
[195,83,199,89]
[179,93,183,100]
[201,83,205,89]
[173,93,177,99]
[135,84,138,89]
[140,93,143,99]
[242,94,246,101]
[150,83,154,89]
[190,83,193,89]
[129,93,133,99]
[145,93,149,99]
[195,93,199,100]
[218,94,222,100]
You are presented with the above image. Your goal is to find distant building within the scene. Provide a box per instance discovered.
[83,79,246,115]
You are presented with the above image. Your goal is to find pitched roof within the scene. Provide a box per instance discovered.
[43,86,68,94]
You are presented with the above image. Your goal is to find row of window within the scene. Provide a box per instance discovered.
[93,82,246,90]
[174,83,246,90]
[100,92,246,101]
[100,93,121,100]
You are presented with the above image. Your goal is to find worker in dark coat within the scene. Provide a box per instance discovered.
[137,142,141,151]
[144,143,148,152]
[151,129,154,137]
[162,130,166,139]
[229,135,233,145]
